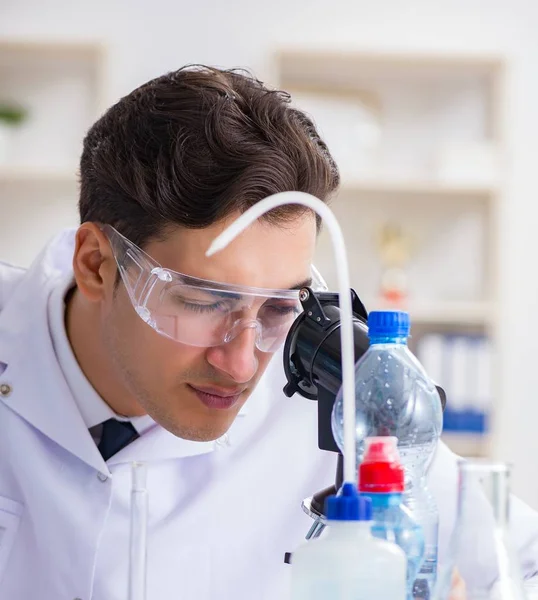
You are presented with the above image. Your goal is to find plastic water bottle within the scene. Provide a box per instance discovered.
[359,436,425,600]
[332,310,443,600]
[290,483,406,600]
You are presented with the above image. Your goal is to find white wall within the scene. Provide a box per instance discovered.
[2,0,538,505]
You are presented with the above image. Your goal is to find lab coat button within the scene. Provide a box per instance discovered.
[97,472,109,482]
[0,383,12,397]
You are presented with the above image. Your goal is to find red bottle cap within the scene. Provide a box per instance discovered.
[358,436,404,493]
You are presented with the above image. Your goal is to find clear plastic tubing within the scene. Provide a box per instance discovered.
[206,191,358,485]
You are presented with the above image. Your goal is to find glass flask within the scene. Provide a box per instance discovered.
[433,460,527,600]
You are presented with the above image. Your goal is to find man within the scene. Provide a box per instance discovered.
[0,65,537,600]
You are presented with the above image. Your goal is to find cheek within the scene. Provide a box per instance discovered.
[130,323,207,384]
[253,351,274,379]
[107,296,206,382]
[161,342,207,383]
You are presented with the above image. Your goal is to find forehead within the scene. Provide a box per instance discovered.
[144,214,317,290]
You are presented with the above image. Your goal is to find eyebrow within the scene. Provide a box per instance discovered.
[195,277,313,299]
[289,277,312,291]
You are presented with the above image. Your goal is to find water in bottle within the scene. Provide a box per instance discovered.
[359,436,425,600]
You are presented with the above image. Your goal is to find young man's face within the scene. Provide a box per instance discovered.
[102,213,317,441]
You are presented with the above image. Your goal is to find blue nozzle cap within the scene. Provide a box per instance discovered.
[368,311,410,339]
[325,483,372,521]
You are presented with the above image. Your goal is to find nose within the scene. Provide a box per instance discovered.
[206,326,259,384]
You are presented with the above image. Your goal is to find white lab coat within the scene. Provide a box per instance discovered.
[1,230,538,600]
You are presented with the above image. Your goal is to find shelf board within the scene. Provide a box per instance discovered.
[278,49,504,83]
[0,39,105,62]
[0,166,78,184]
[364,300,495,326]
[339,178,497,198]
[278,49,503,70]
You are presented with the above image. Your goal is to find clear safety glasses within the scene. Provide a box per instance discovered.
[102,225,327,353]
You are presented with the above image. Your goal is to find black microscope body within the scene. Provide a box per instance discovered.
[282,287,446,515]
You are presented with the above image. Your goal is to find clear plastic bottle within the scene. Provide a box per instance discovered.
[290,483,407,600]
[359,436,425,600]
[332,310,443,600]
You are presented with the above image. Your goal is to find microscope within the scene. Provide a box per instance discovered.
[282,286,447,547]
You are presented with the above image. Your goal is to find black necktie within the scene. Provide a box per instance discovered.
[97,418,139,461]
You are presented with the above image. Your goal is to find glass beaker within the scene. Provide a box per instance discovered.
[433,460,527,600]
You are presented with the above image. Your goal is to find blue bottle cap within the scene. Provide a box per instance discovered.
[368,311,410,339]
[325,483,372,521]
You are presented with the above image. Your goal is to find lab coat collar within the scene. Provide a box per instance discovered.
[0,229,252,473]
[0,230,109,473]
[106,422,215,467]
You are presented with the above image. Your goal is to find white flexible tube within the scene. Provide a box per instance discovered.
[206,191,357,485]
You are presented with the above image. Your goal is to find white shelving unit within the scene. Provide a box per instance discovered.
[0,40,106,266]
[277,49,505,458]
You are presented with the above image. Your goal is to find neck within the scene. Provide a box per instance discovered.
[65,287,146,417]
[327,521,371,535]
[362,492,402,507]
[369,336,408,345]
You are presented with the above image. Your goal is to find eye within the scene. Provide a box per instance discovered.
[166,284,241,312]
[180,300,230,314]
[263,303,300,317]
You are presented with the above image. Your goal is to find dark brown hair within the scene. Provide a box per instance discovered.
[79,65,340,248]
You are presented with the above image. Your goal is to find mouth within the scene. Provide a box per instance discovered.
[188,384,245,410]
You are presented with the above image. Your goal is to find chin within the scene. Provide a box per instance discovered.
[177,427,230,443]
[166,416,234,442]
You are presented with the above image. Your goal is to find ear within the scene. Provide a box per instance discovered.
[72,223,116,303]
